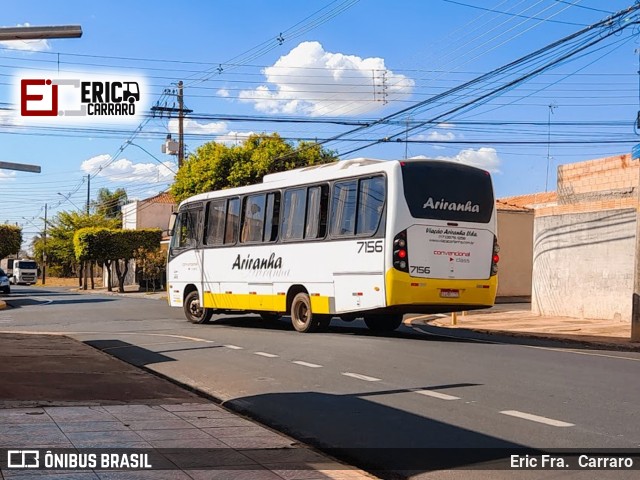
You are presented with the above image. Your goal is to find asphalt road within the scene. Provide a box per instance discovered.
[1,286,639,479]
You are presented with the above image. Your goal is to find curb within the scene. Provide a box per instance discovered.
[409,316,640,352]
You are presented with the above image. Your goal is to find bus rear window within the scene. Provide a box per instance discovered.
[401,161,494,223]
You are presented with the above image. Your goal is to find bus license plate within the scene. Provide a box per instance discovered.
[440,289,459,298]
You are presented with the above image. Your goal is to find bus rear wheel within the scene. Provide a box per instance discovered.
[364,314,403,332]
[291,292,317,333]
[184,291,213,324]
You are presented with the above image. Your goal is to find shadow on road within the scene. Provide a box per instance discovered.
[226,389,532,477]
[4,296,116,308]
[86,339,176,366]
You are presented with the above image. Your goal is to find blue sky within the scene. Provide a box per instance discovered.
[1,0,639,245]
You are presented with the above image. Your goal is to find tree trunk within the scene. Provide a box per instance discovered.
[114,259,129,293]
[83,262,88,290]
[90,262,95,290]
[78,262,83,288]
[104,260,112,292]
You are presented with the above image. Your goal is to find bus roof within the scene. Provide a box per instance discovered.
[179,158,399,207]
[178,157,489,208]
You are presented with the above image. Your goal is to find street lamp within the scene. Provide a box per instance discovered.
[0,25,82,40]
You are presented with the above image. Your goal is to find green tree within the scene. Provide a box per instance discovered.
[170,133,338,202]
[0,225,22,259]
[33,211,119,281]
[135,246,166,292]
[92,187,128,222]
[74,228,162,293]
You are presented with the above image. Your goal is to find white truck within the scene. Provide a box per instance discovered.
[0,258,38,285]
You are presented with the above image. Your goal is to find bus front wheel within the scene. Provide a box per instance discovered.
[291,292,317,333]
[184,291,213,324]
[364,314,403,332]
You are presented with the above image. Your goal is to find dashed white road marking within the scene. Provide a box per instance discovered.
[224,344,244,350]
[413,389,460,401]
[292,360,323,368]
[254,352,279,358]
[500,410,574,427]
[342,372,381,382]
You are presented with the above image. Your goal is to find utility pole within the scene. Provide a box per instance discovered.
[632,49,640,342]
[545,103,556,192]
[42,203,47,286]
[178,81,184,168]
[151,82,192,168]
[86,174,90,214]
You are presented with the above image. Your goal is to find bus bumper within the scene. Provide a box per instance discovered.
[385,269,497,313]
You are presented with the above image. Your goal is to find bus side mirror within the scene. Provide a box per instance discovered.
[168,212,177,236]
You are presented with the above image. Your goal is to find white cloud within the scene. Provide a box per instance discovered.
[214,130,256,145]
[436,122,455,129]
[239,41,414,116]
[217,88,230,98]
[168,118,227,135]
[434,147,501,173]
[0,170,17,181]
[0,109,23,128]
[0,23,51,52]
[81,154,175,183]
[426,131,456,142]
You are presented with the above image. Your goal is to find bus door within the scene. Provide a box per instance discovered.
[168,203,204,305]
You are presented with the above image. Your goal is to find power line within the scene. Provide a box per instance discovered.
[442,0,588,26]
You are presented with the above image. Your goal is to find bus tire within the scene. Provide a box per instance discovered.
[364,314,403,332]
[260,313,282,322]
[291,292,317,333]
[184,291,213,324]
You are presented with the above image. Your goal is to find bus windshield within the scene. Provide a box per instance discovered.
[401,161,494,223]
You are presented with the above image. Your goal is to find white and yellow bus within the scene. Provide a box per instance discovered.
[167,158,499,333]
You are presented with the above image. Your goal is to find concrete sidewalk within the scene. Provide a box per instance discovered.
[0,333,375,480]
[412,304,640,351]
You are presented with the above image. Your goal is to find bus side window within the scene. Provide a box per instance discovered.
[305,185,328,239]
[241,194,266,243]
[282,188,306,241]
[330,180,357,236]
[205,199,226,245]
[263,192,280,242]
[224,198,240,244]
[356,176,385,235]
[172,208,201,249]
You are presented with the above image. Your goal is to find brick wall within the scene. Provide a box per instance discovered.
[547,154,639,215]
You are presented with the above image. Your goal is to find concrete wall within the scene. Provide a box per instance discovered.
[121,202,174,231]
[121,202,137,230]
[136,203,175,231]
[532,208,636,321]
[496,210,534,298]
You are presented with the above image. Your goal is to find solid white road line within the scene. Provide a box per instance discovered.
[224,344,244,350]
[254,352,279,358]
[341,372,381,382]
[413,389,460,401]
[292,360,323,368]
[500,410,574,427]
